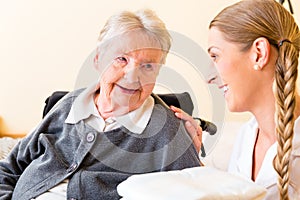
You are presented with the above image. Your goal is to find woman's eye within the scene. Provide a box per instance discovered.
[209,54,217,61]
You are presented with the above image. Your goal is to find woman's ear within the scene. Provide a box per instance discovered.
[251,37,270,70]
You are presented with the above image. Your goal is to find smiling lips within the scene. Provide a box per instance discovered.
[117,84,139,94]
[219,84,229,95]
[223,85,229,93]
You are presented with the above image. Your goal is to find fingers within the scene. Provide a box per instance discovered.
[185,121,202,153]
[171,106,199,130]
[170,105,203,154]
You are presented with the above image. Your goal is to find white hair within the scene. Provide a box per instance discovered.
[97,9,171,63]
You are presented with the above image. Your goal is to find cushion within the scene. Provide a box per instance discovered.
[117,166,266,200]
[0,137,20,160]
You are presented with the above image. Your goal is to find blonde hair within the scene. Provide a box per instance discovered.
[209,0,300,199]
[97,9,171,63]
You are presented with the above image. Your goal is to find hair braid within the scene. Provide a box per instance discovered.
[273,41,298,200]
[209,1,300,198]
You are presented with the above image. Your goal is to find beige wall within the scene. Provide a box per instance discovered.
[0,0,299,135]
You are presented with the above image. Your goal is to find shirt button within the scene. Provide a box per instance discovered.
[67,163,78,173]
[86,132,95,142]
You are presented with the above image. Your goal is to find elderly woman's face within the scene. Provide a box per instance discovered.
[96,31,164,112]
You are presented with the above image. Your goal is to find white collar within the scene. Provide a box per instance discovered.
[114,97,154,134]
[236,116,300,187]
[65,82,154,134]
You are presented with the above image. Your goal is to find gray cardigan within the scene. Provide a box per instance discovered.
[0,89,201,200]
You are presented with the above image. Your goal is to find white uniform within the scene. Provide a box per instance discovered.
[228,116,300,199]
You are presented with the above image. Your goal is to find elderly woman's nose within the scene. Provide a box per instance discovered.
[124,62,140,82]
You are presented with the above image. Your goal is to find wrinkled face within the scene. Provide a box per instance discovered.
[207,27,259,112]
[95,31,164,113]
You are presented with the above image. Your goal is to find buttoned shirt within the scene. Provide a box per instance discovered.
[35,82,154,199]
[1,87,200,200]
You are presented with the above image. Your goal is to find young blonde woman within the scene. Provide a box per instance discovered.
[174,0,300,199]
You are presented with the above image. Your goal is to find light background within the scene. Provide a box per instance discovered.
[0,0,299,135]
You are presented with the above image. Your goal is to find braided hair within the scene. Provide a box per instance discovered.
[209,0,300,199]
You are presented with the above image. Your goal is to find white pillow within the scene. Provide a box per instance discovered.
[0,137,20,160]
[117,166,266,200]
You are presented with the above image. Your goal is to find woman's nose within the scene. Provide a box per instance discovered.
[204,61,222,85]
[206,73,222,85]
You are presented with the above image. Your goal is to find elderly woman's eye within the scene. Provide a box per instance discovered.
[116,57,127,63]
[142,63,154,70]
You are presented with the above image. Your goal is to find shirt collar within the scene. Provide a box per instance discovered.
[235,117,277,187]
[236,117,259,178]
[256,116,300,187]
[65,82,100,124]
[236,116,300,187]
[115,97,154,134]
[65,82,154,134]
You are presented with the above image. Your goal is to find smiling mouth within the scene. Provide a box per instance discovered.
[219,85,229,95]
[223,85,229,93]
[117,84,139,94]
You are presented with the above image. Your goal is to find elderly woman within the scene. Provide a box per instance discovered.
[0,9,200,200]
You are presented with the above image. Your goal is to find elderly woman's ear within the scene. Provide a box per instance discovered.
[94,54,99,68]
[93,51,104,73]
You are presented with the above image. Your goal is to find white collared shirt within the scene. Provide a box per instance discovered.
[34,82,155,200]
[65,82,154,134]
[228,116,300,200]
